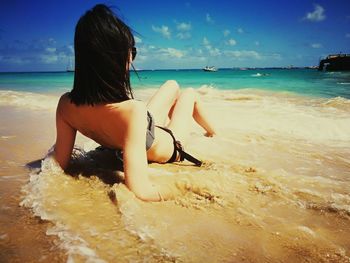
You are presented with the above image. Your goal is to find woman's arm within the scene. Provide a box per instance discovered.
[122,102,175,201]
[54,102,77,171]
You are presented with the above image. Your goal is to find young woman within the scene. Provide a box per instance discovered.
[54,4,216,201]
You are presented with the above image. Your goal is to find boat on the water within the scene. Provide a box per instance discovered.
[202,66,218,72]
[318,53,350,71]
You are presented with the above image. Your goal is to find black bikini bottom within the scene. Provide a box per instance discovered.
[156,126,202,167]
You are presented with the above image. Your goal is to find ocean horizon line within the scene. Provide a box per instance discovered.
[0,66,318,74]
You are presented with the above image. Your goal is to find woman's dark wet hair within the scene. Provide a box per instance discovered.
[70,4,135,105]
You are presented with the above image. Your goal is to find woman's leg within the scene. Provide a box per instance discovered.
[146,80,179,126]
[167,88,216,143]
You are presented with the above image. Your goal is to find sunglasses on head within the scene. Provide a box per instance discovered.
[131,47,137,61]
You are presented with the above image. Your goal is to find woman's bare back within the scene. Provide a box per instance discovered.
[57,93,136,150]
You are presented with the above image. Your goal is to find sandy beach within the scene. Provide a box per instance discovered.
[0,87,349,262]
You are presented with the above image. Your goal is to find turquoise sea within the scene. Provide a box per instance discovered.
[1,68,350,98]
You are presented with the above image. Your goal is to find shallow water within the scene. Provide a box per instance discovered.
[1,87,349,262]
[1,69,350,99]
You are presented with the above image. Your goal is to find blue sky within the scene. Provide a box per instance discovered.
[0,0,349,71]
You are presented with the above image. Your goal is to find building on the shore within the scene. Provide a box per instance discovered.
[318,53,350,71]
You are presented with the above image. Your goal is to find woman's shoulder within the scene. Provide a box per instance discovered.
[57,92,71,106]
[59,92,70,100]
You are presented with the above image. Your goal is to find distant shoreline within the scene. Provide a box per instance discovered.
[0,67,318,74]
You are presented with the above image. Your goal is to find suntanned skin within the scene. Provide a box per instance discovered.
[54,80,216,201]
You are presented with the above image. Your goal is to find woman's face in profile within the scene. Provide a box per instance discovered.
[128,51,133,68]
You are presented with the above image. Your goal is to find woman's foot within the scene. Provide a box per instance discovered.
[204,131,216,137]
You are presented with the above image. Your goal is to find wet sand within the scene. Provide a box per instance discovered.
[0,105,68,262]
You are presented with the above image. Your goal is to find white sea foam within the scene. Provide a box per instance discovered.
[21,158,107,262]
[202,89,350,145]
[0,135,16,140]
[322,96,350,111]
[46,226,106,263]
[0,90,58,110]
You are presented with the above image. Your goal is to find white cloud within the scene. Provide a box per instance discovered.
[270,53,282,60]
[223,29,230,37]
[311,43,322,48]
[206,13,214,24]
[175,21,192,39]
[40,54,58,64]
[226,39,237,46]
[0,37,74,68]
[224,50,261,60]
[130,45,188,64]
[47,38,56,45]
[202,37,221,56]
[58,52,69,59]
[203,37,210,46]
[304,4,326,22]
[237,28,244,34]
[177,22,191,31]
[152,25,171,39]
[0,56,30,64]
[159,48,185,58]
[209,48,221,56]
[68,45,74,53]
[177,32,191,40]
[45,47,56,53]
[134,36,142,44]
